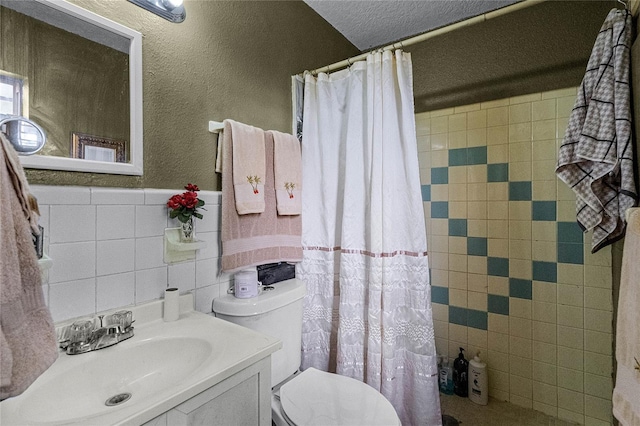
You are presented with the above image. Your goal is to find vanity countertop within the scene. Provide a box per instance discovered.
[0,295,281,426]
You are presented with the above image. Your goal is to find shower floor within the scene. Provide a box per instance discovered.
[439,394,578,425]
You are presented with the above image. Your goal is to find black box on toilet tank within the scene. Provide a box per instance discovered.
[257,262,296,285]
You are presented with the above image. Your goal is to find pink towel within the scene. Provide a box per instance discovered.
[225,119,266,215]
[221,129,302,273]
[0,132,58,401]
[271,130,302,216]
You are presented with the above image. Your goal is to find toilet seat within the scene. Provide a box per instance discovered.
[279,367,401,426]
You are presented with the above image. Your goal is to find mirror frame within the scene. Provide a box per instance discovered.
[15,0,143,175]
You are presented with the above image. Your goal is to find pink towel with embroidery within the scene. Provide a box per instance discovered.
[226,119,266,214]
[271,130,302,216]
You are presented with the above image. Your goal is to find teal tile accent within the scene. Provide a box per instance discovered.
[422,185,431,201]
[432,286,449,305]
[467,146,488,165]
[449,219,468,237]
[509,278,533,299]
[557,221,584,243]
[431,202,449,218]
[431,168,449,184]
[449,148,468,166]
[467,309,488,330]
[509,181,532,201]
[533,261,557,283]
[488,257,509,277]
[488,294,509,315]
[487,163,509,182]
[467,237,488,256]
[558,242,584,264]
[449,306,467,326]
[532,201,557,221]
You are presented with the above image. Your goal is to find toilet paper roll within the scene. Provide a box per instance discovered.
[164,288,180,322]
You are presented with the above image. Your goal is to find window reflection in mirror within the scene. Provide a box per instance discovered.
[0,71,26,116]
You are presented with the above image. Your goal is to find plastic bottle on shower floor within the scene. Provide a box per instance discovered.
[439,356,454,395]
[468,352,488,405]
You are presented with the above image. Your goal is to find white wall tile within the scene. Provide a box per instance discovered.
[34,187,226,325]
[97,272,135,312]
[195,285,219,314]
[97,239,135,276]
[31,185,91,205]
[48,241,96,283]
[97,205,135,240]
[196,258,219,288]
[196,231,221,260]
[49,205,96,243]
[135,267,168,303]
[168,261,196,294]
[91,188,144,205]
[144,189,178,205]
[136,205,169,237]
[49,278,96,322]
[135,236,165,270]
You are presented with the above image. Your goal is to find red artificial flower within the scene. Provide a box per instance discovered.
[167,183,206,223]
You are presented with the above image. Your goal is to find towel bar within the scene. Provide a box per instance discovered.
[208,121,224,134]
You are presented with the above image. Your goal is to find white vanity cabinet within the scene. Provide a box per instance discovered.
[143,357,272,426]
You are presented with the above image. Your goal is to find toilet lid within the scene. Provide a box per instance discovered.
[279,368,401,426]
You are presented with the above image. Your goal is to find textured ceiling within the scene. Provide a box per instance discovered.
[303,0,521,51]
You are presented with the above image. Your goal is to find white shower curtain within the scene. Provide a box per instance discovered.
[298,50,441,425]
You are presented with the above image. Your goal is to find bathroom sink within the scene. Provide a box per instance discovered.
[13,337,212,424]
[0,295,281,426]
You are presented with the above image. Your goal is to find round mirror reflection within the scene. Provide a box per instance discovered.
[0,115,46,155]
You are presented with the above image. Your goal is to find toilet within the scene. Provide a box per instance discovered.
[212,278,401,426]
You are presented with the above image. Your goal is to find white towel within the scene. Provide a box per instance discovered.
[555,9,638,253]
[224,119,266,215]
[270,130,302,215]
[613,208,640,425]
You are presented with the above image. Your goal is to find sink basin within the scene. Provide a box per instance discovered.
[13,337,212,424]
[0,295,281,426]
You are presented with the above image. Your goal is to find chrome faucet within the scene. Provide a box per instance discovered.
[58,311,134,355]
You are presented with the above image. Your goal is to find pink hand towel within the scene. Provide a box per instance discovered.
[225,119,266,215]
[221,130,302,273]
[270,130,302,216]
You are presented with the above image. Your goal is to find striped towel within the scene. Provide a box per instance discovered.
[556,9,638,253]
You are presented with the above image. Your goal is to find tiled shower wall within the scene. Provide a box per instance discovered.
[416,88,615,425]
[31,185,230,323]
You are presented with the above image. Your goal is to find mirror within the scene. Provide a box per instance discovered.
[0,0,143,175]
[0,115,46,155]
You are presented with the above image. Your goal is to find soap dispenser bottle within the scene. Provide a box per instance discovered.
[453,347,469,397]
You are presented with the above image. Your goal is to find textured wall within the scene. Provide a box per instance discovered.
[23,0,358,190]
[408,1,616,113]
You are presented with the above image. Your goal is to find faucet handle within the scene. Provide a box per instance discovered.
[105,310,133,329]
[69,319,96,344]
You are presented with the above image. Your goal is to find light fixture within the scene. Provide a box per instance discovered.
[127,0,186,23]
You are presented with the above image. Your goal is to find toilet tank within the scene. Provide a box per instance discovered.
[212,278,306,388]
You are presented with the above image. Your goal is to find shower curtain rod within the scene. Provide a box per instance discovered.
[307,0,634,76]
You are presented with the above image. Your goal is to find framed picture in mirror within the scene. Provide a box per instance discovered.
[71,132,127,163]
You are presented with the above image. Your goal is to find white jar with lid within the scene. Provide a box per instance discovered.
[234,268,260,298]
